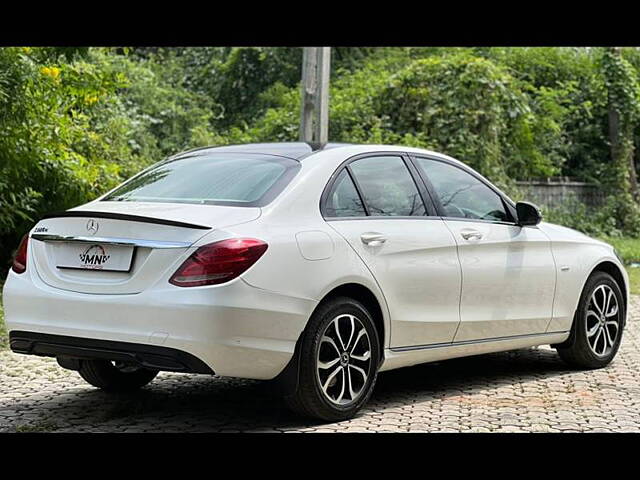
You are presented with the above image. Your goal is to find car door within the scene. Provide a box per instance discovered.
[412,156,556,342]
[323,153,462,348]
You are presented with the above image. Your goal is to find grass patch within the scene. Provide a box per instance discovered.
[599,236,640,264]
[626,266,640,295]
[598,237,640,295]
[0,282,6,349]
[14,420,59,433]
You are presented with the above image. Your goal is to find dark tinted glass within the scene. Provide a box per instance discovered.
[416,158,510,222]
[349,156,426,216]
[325,169,366,217]
[104,153,296,206]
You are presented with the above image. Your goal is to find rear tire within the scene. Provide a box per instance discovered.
[78,359,158,392]
[284,296,380,421]
[556,271,625,369]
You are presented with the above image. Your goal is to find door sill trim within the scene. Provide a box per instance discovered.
[390,330,569,353]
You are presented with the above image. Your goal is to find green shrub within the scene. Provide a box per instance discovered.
[2,46,640,277]
[599,236,640,264]
[0,48,132,270]
[379,55,533,186]
[0,47,232,273]
[543,197,623,238]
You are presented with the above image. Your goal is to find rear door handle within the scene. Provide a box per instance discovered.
[460,229,483,241]
[361,232,387,246]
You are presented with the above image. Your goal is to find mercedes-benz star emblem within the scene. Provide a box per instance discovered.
[86,219,99,235]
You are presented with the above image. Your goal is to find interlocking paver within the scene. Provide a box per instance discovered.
[2,296,640,432]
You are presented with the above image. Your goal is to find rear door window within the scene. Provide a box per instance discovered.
[349,156,426,217]
[324,169,367,217]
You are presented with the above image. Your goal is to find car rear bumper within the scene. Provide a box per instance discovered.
[2,269,317,380]
[9,330,214,374]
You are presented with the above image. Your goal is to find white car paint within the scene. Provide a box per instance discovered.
[328,217,461,347]
[2,143,629,381]
[444,219,557,341]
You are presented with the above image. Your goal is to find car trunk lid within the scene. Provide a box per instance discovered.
[29,201,260,294]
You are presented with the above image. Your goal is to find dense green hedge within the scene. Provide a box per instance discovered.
[0,48,136,272]
[0,47,219,273]
[2,47,640,274]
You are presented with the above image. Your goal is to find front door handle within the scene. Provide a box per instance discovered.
[361,232,387,247]
[460,229,483,241]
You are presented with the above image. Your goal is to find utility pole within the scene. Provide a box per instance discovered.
[299,47,331,145]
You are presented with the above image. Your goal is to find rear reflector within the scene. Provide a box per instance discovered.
[12,234,29,274]
[169,238,268,287]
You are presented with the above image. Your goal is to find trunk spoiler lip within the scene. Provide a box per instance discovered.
[40,210,212,230]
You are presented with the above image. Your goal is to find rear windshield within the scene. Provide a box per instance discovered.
[103,153,299,207]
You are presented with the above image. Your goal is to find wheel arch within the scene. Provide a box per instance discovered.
[589,260,628,323]
[553,259,628,362]
[273,281,387,397]
[316,283,387,359]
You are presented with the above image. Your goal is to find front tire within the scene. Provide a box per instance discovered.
[556,271,625,369]
[78,359,158,392]
[284,296,380,421]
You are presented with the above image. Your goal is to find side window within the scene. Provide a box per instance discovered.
[349,156,426,217]
[415,158,510,222]
[324,169,366,217]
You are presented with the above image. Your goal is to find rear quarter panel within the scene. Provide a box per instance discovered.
[214,216,391,348]
[208,148,393,348]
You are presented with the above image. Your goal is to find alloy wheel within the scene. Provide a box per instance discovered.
[316,314,372,405]
[586,284,620,357]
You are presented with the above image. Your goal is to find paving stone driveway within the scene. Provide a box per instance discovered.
[2,297,640,433]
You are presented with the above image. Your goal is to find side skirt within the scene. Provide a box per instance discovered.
[380,331,570,372]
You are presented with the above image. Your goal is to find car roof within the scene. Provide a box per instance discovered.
[170,142,471,175]
[176,142,354,161]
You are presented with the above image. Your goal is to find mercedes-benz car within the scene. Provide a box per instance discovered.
[2,143,628,421]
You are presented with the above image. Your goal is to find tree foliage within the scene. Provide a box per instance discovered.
[0,48,133,257]
[600,48,640,234]
[2,46,640,273]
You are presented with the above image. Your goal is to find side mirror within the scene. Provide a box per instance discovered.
[516,201,542,227]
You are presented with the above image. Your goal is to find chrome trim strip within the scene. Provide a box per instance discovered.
[390,330,570,353]
[325,216,442,222]
[31,234,192,249]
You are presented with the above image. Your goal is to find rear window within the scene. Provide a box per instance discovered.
[103,153,299,206]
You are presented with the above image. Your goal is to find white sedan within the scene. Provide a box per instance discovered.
[2,143,628,421]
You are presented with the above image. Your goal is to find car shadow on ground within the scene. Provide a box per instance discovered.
[4,346,582,432]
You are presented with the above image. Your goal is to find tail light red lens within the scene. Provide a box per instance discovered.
[12,234,29,274]
[169,238,268,287]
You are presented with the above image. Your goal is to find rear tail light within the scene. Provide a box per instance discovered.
[169,238,268,287]
[12,234,29,274]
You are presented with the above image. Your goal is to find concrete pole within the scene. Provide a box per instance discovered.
[300,47,317,143]
[299,47,331,145]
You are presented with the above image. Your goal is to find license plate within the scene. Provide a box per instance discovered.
[55,242,134,272]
